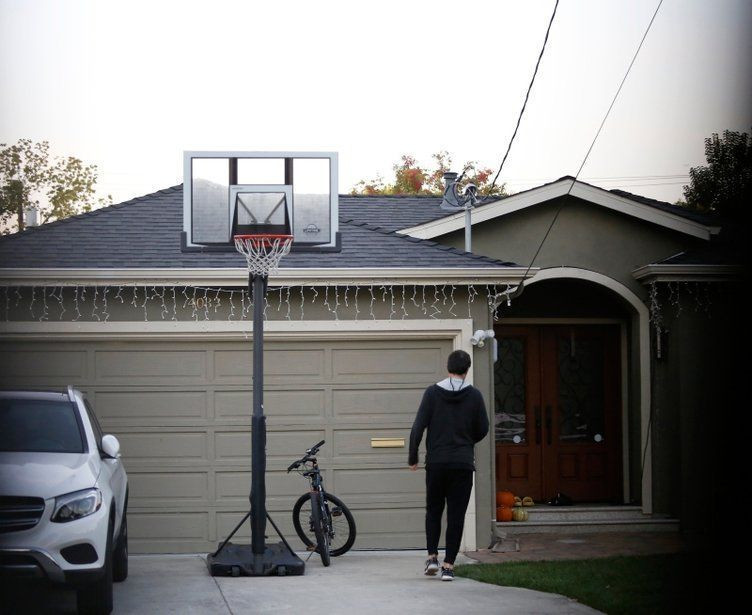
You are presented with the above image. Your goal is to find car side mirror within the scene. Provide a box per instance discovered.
[101,434,121,459]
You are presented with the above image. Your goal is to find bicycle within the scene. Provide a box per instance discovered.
[287,440,356,566]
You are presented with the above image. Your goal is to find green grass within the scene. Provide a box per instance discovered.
[454,553,710,614]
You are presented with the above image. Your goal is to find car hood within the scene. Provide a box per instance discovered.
[0,453,100,500]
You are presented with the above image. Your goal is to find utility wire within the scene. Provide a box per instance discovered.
[486,0,560,196]
[507,0,665,298]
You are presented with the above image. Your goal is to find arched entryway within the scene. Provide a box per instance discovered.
[493,267,651,511]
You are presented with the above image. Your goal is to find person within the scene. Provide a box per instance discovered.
[408,349,489,581]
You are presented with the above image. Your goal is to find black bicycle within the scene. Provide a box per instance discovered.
[287,440,356,566]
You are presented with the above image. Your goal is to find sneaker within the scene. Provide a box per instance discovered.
[440,567,454,581]
[424,556,440,576]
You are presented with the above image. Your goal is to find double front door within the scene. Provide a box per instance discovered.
[494,325,621,503]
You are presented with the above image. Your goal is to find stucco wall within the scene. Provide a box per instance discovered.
[439,196,703,297]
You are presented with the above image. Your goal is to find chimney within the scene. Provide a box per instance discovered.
[24,208,39,227]
[440,171,461,210]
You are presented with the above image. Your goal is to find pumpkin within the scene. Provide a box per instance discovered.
[512,508,528,522]
[496,506,513,522]
[496,490,516,509]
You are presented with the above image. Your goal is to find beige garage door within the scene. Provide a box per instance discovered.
[0,337,451,553]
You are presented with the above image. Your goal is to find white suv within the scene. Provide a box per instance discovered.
[0,387,128,615]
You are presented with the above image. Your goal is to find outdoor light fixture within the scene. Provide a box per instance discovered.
[470,329,495,348]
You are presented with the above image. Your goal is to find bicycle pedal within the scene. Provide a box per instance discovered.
[306,545,317,552]
[331,507,342,517]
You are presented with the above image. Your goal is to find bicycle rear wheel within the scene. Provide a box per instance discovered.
[309,492,331,566]
[292,492,356,557]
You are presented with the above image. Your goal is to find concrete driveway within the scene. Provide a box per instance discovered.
[3,551,601,614]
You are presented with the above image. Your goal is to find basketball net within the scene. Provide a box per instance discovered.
[233,234,293,278]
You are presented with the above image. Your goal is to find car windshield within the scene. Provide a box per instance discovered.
[0,399,84,453]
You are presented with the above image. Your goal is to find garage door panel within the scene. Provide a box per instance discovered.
[215,429,325,462]
[214,349,326,382]
[215,389,325,421]
[215,470,302,504]
[332,428,411,460]
[335,468,423,501]
[346,508,425,548]
[129,471,209,507]
[129,512,209,551]
[94,390,207,421]
[333,347,444,383]
[95,350,206,382]
[119,432,207,462]
[0,349,86,382]
[332,387,423,421]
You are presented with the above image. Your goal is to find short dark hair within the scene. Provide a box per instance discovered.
[447,350,471,376]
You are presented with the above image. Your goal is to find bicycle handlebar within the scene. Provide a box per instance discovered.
[286,440,326,473]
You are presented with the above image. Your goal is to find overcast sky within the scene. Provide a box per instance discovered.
[1,0,750,206]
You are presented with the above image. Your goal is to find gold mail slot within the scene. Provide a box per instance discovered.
[371,437,406,448]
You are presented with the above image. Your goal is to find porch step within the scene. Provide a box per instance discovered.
[494,505,680,535]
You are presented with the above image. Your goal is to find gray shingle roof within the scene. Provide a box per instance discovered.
[0,186,516,269]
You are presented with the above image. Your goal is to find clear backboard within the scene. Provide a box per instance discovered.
[183,151,339,250]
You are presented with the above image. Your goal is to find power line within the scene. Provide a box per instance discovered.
[486,0,560,195]
[505,0,665,302]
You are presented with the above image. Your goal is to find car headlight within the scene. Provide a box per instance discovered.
[52,488,102,523]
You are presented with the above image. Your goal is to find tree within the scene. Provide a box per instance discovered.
[351,151,507,198]
[680,129,750,219]
[0,139,111,233]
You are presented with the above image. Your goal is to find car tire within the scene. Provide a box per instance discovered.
[113,511,128,583]
[77,519,114,615]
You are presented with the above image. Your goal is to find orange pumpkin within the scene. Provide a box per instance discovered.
[496,506,513,522]
[496,491,516,509]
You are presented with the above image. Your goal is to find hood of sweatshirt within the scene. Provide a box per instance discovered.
[432,382,475,403]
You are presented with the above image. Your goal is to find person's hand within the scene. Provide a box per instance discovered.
[409,464,417,471]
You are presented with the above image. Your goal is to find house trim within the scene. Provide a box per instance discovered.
[0,267,533,288]
[522,267,652,514]
[632,263,743,283]
[400,178,719,241]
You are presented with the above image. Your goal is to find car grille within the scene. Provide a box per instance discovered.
[0,496,46,533]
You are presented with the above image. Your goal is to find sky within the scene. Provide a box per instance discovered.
[1,0,750,206]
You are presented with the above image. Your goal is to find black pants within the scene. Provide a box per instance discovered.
[425,465,473,564]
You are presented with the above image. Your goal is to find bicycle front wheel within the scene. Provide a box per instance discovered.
[292,492,356,557]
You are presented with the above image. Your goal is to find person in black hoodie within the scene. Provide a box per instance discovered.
[408,349,489,581]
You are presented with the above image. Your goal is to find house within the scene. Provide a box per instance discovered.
[0,171,741,553]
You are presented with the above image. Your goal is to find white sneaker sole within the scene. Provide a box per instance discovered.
[424,563,439,576]
[441,572,454,581]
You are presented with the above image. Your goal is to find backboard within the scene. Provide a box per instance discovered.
[183,151,339,250]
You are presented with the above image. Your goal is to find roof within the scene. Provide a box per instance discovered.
[339,177,720,233]
[0,186,517,272]
[395,177,721,241]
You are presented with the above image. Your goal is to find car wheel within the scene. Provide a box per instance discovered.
[113,511,128,582]
[77,519,113,615]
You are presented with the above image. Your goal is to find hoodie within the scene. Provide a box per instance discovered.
[408,382,489,470]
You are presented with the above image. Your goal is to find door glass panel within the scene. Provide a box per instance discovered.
[494,338,526,443]
[557,333,605,442]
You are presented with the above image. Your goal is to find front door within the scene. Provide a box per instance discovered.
[494,325,621,502]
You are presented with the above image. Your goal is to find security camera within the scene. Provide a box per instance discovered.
[470,329,495,348]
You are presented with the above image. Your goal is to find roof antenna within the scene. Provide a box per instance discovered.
[440,171,479,252]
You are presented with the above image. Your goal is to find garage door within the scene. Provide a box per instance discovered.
[0,337,451,553]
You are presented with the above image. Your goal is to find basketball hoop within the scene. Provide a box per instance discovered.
[233,234,293,278]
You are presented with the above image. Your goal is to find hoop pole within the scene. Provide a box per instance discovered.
[250,273,267,562]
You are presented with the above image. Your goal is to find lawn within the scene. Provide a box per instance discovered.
[454,553,711,614]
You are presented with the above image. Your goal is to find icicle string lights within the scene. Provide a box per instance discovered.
[1,280,720,326]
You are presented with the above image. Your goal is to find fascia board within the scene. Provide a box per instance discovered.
[0,267,535,287]
[632,263,743,282]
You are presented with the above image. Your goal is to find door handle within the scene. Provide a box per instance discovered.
[534,406,541,445]
[545,405,552,445]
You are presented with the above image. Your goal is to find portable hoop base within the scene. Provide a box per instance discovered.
[208,233,304,577]
[207,543,305,577]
